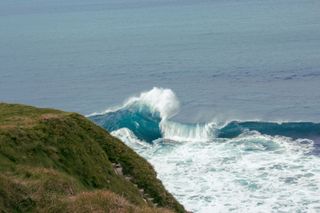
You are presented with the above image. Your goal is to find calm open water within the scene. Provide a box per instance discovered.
[1,0,320,122]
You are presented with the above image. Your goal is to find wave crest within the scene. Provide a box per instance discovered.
[89,88,320,146]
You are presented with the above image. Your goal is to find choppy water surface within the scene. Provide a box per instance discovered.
[91,88,320,212]
[116,131,320,212]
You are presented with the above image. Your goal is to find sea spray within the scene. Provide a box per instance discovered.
[89,88,320,213]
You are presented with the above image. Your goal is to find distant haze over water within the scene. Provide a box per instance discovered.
[1,0,320,122]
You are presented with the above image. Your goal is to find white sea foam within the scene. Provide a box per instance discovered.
[133,87,180,119]
[111,128,151,148]
[94,88,320,212]
[112,130,320,213]
[160,120,217,142]
[89,87,180,119]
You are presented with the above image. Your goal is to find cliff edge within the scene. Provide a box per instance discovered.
[0,103,185,213]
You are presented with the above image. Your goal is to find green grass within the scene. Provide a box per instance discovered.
[0,103,185,213]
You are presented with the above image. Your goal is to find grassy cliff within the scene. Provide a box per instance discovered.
[0,103,185,213]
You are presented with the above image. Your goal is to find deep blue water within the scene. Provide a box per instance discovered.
[1,0,320,123]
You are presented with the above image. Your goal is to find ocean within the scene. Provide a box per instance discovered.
[1,0,320,212]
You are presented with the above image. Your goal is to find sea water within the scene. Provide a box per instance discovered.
[1,0,320,212]
[90,87,320,212]
[1,0,320,122]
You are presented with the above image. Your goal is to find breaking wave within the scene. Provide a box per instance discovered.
[89,87,320,144]
[89,87,320,212]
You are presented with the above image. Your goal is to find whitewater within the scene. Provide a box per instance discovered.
[90,87,320,213]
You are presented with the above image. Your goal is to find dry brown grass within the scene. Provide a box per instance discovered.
[0,169,175,213]
[65,190,174,213]
[0,113,66,129]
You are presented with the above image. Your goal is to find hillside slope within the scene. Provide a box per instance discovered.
[0,103,185,213]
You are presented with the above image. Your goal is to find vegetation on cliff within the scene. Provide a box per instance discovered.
[0,103,185,213]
